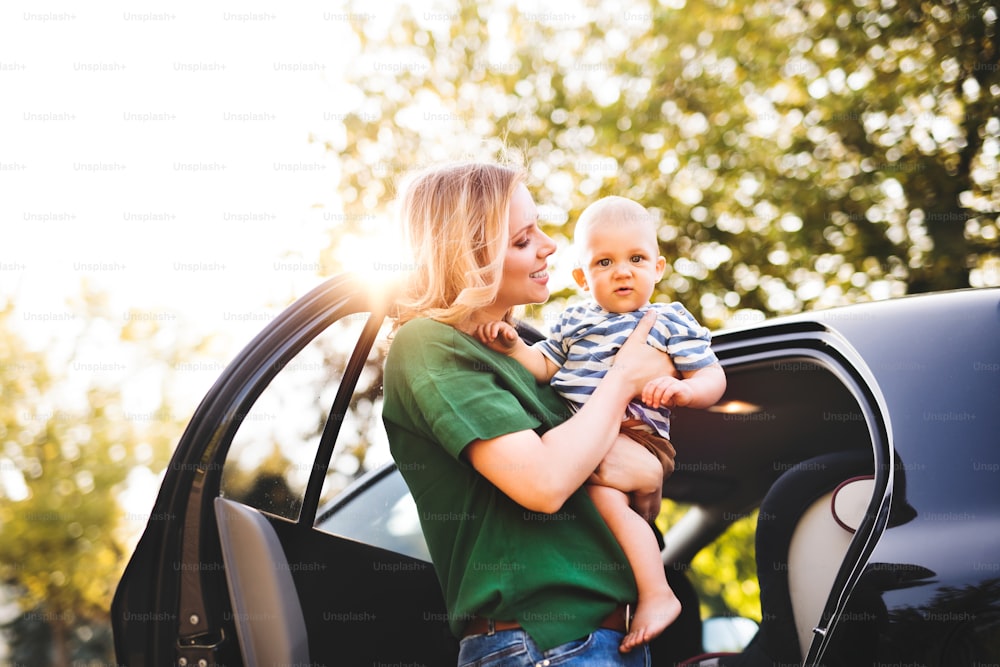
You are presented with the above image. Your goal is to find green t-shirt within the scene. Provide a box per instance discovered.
[382,318,637,651]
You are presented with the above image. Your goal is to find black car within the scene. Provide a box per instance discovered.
[112,274,1000,666]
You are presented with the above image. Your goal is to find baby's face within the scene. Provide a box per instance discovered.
[572,217,666,313]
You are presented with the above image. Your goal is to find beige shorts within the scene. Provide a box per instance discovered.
[620,418,676,478]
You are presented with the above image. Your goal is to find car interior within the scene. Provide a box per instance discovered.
[207,299,892,666]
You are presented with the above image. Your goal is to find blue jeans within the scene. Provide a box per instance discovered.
[458,628,651,666]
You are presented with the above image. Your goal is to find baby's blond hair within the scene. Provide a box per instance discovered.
[574,196,657,264]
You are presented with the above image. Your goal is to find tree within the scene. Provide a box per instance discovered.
[319,0,998,327]
[0,295,181,666]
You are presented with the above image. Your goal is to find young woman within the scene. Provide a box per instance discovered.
[382,162,677,666]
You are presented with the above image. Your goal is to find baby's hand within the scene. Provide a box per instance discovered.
[473,321,520,354]
[642,376,694,409]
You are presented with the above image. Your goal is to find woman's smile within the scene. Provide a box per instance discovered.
[530,268,549,281]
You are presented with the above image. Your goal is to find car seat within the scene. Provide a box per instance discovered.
[681,450,874,667]
[214,497,310,666]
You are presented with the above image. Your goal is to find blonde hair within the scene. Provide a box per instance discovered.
[573,196,658,265]
[394,162,526,327]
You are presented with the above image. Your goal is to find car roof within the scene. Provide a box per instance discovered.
[716,287,998,342]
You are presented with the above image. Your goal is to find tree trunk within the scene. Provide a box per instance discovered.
[50,616,70,667]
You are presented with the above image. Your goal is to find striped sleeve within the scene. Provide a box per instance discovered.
[534,303,590,367]
[648,302,718,372]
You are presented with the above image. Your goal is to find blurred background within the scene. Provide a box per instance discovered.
[1,0,997,663]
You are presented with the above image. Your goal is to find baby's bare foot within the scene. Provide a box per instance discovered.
[618,591,682,653]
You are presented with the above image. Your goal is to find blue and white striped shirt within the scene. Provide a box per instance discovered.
[535,301,717,437]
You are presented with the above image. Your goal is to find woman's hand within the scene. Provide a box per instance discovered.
[611,311,679,399]
[589,435,666,522]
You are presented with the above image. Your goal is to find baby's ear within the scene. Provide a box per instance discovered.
[572,267,590,290]
[655,256,667,279]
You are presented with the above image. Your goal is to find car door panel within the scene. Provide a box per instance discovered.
[268,517,459,664]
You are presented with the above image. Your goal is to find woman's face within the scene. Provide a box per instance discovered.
[493,184,557,313]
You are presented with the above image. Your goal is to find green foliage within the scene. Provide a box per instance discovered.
[657,500,761,620]
[689,512,761,620]
[0,298,182,665]
[324,0,999,328]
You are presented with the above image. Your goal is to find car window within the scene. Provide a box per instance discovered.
[315,465,430,562]
[309,315,431,560]
[220,314,372,520]
[315,317,396,506]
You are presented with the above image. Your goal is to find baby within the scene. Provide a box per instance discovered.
[476,195,727,651]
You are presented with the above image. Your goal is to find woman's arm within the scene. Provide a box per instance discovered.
[465,311,673,514]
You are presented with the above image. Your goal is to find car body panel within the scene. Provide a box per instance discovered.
[802,290,1000,664]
